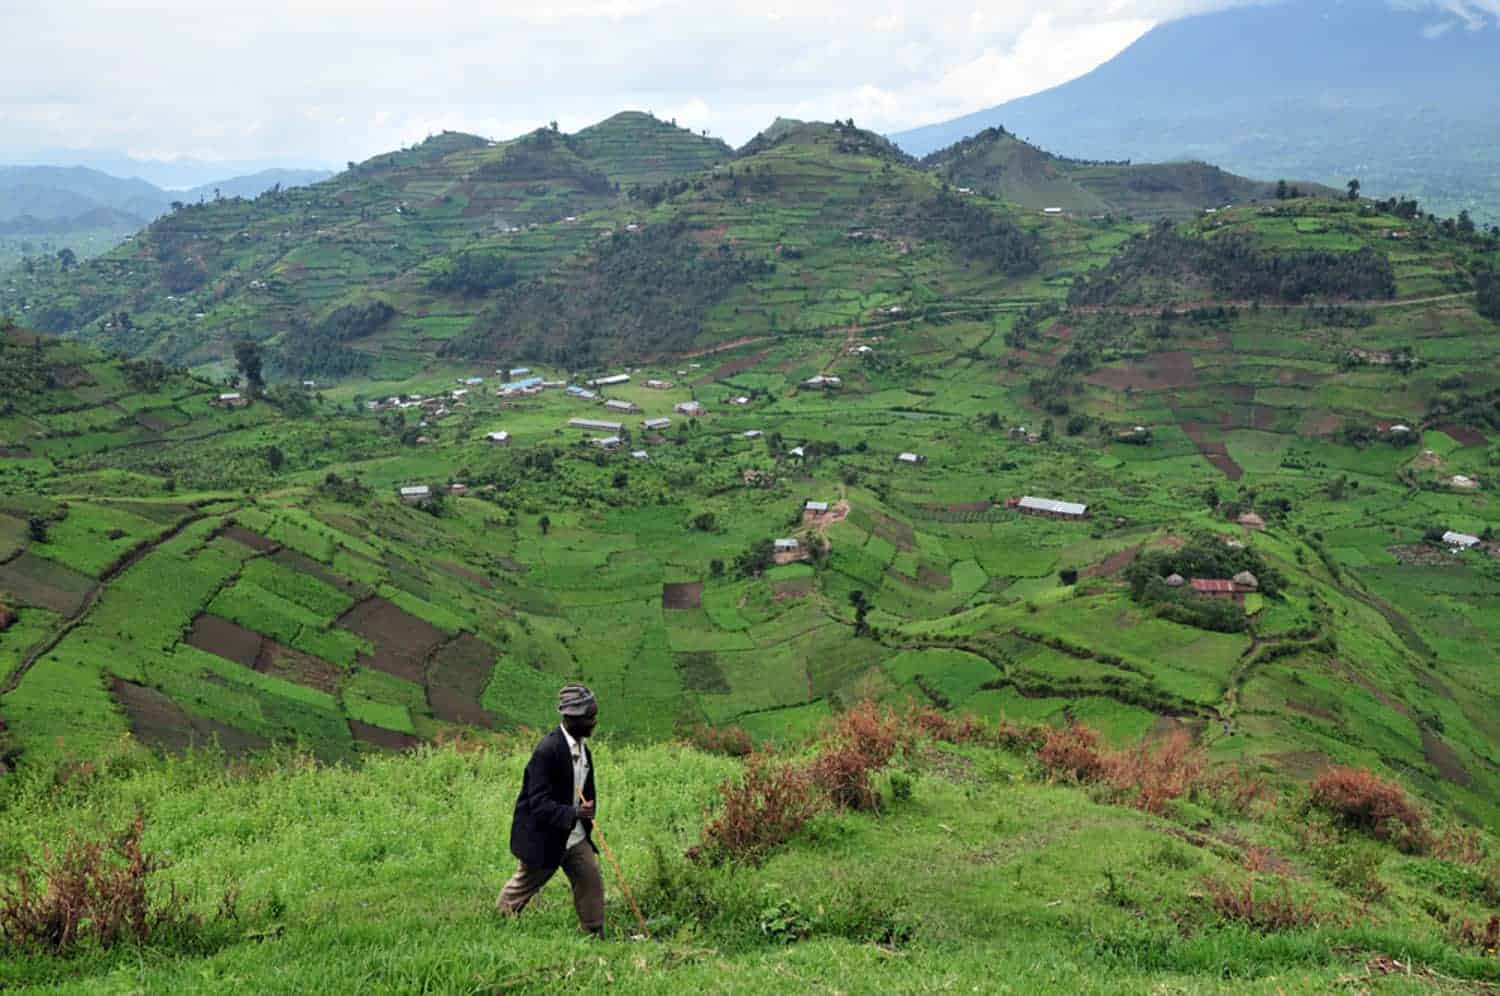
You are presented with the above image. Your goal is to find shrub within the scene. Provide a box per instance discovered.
[1310,767,1428,852]
[1454,914,1499,955]
[1324,843,1387,902]
[1200,872,1321,932]
[690,755,823,866]
[1037,722,1107,783]
[684,724,753,757]
[904,705,990,745]
[809,702,909,811]
[1104,730,1205,815]
[1199,767,1276,817]
[0,813,229,956]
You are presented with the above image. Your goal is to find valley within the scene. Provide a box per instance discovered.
[1,111,1499,992]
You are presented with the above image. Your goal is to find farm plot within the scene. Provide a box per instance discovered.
[338,596,448,683]
[0,552,95,615]
[425,633,500,728]
[111,677,268,758]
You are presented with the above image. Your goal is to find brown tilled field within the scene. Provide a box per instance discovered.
[1084,545,1140,579]
[185,614,264,669]
[1438,424,1487,447]
[337,597,448,684]
[255,641,345,695]
[661,581,703,609]
[220,524,280,553]
[1085,351,1198,392]
[111,677,268,757]
[1181,423,1244,480]
[425,634,499,729]
[0,552,95,614]
[348,719,421,750]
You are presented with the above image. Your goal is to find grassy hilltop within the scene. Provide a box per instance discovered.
[1,709,1498,993]
[1,112,1500,987]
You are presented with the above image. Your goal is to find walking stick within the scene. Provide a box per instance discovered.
[579,788,649,938]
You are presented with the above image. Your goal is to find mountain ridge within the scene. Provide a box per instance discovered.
[891,0,1500,222]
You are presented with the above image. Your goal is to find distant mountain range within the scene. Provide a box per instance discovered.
[0,165,334,236]
[893,0,1500,223]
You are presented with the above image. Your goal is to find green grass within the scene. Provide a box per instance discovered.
[1,726,1497,994]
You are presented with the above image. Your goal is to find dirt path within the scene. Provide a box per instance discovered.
[1,512,209,697]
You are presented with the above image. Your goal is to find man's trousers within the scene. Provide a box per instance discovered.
[496,841,605,932]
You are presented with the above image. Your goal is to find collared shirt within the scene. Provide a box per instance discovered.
[559,724,590,849]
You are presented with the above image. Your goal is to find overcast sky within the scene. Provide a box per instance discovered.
[1,0,1494,169]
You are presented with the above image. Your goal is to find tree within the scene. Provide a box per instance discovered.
[848,589,871,636]
[233,341,265,394]
[1477,271,1500,321]
[27,515,48,543]
[55,248,77,270]
[538,515,551,536]
[1275,179,1289,200]
[265,446,285,472]
[1346,178,1360,202]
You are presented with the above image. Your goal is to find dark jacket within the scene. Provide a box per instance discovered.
[509,727,596,869]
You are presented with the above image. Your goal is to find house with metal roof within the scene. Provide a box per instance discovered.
[674,400,704,415]
[897,452,924,465]
[805,500,829,513]
[743,430,763,439]
[588,373,631,388]
[604,399,638,413]
[591,435,622,450]
[801,375,841,389]
[485,431,511,445]
[1443,530,1482,550]
[630,450,650,460]
[774,538,800,551]
[569,417,624,431]
[642,417,672,430]
[398,485,431,503]
[1015,496,1087,519]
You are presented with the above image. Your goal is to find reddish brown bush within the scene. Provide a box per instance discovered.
[1037,722,1107,783]
[904,705,989,745]
[1200,767,1277,816]
[1200,871,1321,932]
[810,702,909,811]
[995,719,1048,753]
[1454,914,1499,955]
[683,724,753,757]
[1104,730,1206,815]
[1310,767,1428,852]
[1431,826,1488,867]
[0,813,213,955]
[690,755,823,866]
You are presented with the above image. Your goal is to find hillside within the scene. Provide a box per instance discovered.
[3,182,1500,832]
[0,165,332,277]
[892,0,1500,224]
[0,113,736,373]
[2,712,1498,992]
[921,127,1334,221]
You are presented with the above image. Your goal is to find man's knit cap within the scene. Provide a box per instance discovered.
[558,684,597,717]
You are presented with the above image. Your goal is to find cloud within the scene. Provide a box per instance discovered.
[0,0,1490,166]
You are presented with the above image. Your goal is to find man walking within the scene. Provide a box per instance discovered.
[497,684,605,935]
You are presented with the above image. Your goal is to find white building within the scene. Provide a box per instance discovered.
[399,485,431,503]
[1443,530,1482,550]
[485,431,511,445]
[774,538,800,552]
[675,400,704,416]
[1017,496,1088,519]
[897,452,924,465]
[588,374,631,388]
[630,450,650,461]
[642,417,672,431]
[592,435,623,450]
